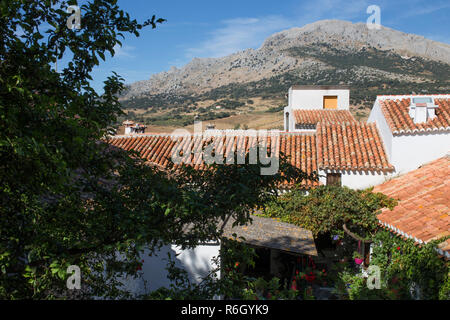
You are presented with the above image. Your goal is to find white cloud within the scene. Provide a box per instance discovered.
[180,0,447,63]
[186,15,295,58]
[184,0,373,59]
[112,44,136,58]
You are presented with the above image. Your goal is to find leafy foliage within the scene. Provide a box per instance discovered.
[0,0,313,299]
[0,0,166,299]
[263,185,397,240]
[369,231,449,300]
[331,232,449,300]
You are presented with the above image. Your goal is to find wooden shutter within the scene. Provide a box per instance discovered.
[323,96,338,109]
[326,173,342,186]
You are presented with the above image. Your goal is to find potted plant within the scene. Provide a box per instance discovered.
[353,252,364,265]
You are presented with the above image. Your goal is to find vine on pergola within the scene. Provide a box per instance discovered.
[263,185,397,242]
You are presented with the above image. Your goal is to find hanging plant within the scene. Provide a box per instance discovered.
[353,251,364,265]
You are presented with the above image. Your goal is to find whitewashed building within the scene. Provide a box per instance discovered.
[284,85,352,132]
[367,94,450,174]
[281,85,394,189]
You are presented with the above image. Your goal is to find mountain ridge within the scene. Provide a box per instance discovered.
[121,19,450,100]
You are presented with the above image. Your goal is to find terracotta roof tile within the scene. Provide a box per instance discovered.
[374,156,450,257]
[316,122,394,172]
[108,132,319,187]
[293,109,356,125]
[379,97,450,135]
[109,121,395,183]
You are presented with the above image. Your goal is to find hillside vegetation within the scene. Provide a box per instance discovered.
[118,20,450,131]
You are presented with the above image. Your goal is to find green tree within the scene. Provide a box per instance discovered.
[369,231,449,300]
[0,1,314,299]
[264,185,397,240]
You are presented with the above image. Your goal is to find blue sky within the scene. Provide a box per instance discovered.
[71,0,450,93]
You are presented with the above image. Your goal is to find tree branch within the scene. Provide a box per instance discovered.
[343,223,372,243]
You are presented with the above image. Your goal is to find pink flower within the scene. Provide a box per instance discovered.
[291,280,297,291]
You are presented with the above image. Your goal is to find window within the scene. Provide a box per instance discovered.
[326,173,342,186]
[323,96,338,109]
[285,112,290,131]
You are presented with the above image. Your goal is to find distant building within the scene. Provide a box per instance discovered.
[283,85,352,132]
[123,120,147,135]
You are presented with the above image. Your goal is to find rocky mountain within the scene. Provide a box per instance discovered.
[117,20,449,130]
[121,19,450,102]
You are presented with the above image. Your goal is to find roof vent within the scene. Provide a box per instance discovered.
[408,97,438,124]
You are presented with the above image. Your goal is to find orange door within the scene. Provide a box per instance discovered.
[323,96,338,109]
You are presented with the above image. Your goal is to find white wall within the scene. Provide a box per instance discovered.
[288,88,350,110]
[391,132,450,174]
[367,100,394,160]
[368,95,450,174]
[319,169,392,190]
[121,243,220,297]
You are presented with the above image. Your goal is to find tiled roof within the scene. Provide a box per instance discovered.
[374,156,450,257]
[108,132,319,187]
[316,122,394,172]
[379,97,450,135]
[109,121,394,179]
[293,109,356,125]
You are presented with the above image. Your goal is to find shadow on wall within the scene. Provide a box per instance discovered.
[121,243,220,297]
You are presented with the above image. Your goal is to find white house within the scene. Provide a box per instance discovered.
[284,85,351,132]
[315,121,395,189]
[367,94,450,174]
[280,85,393,189]
[123,120,147,135]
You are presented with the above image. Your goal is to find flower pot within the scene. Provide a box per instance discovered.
[354,258,364,265]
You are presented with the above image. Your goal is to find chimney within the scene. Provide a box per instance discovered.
[408,97,438,124]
